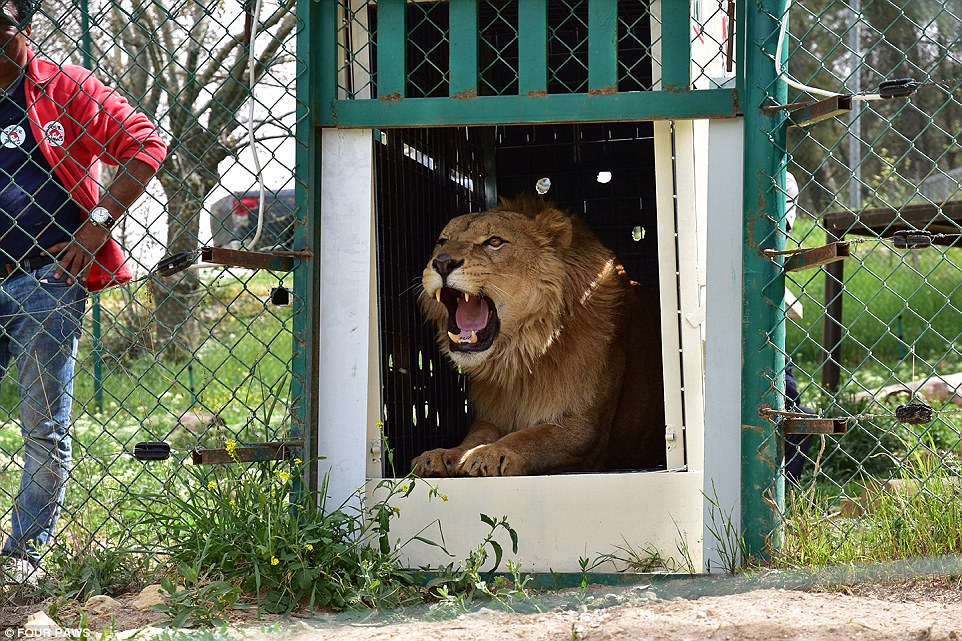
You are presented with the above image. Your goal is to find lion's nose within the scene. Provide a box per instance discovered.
[433,253,463,279]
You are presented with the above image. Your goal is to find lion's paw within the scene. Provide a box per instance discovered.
[457,444,524,477]
[411,448,463,477]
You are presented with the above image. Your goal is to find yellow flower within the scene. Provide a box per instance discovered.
[225,439,238,462]
[305,543,314,552]
[270,556,279,566]
[206,481,217,491]
[375,420,384,430]
[440,494,449,502]
[293,458,303,466]
[278,471,291,483]
[400,484,409,493]
[229,499,237,508]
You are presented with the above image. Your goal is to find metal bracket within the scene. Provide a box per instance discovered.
[762,95,853,128]
[781,417,848,435]
[191,439,304,465]
[763,241,850,272]
[200,246,312,272]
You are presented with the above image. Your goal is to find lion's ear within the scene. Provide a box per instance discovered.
[534,208,573,248]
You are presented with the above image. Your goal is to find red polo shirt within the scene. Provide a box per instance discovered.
[22,50,167,291]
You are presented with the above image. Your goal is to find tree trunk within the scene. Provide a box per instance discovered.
[150,169,218,361]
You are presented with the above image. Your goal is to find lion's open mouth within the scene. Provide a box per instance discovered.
[436,287,499,352]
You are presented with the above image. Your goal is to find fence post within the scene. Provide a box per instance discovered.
[292,0,335,497]
[741,0,789,560]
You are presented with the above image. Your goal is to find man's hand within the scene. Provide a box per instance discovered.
[47,220,111,284]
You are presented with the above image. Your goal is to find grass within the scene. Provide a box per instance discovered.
[786,216,962,380]
[0,268,298,603]
[771,215,962,569]
[779,444,962,567]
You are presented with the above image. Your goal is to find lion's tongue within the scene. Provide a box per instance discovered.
[455,296,489,336]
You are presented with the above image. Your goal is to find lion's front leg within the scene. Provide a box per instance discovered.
[411,421,503,477]
[458,419,602,476]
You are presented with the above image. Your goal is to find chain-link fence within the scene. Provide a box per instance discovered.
[0,0,303,595]
[752,0,962,564]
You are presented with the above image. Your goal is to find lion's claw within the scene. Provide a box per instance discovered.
[411,447,463,477]
[457,444,522,476]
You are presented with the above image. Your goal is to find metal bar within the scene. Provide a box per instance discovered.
[824,200,962,238]
[78,0,93,68]
[781,418,848,435]
[661,0,691,90]
[765,241,850,272]
[787,95,852,128]
[191,441,304,466]
[588,0,618,93]
[377,0,407,99]
[450,0,479,98]
[201,246,297,271]
[331,88,738,127]
[92,291,103,412]
[316,0,338,125]
[822,235,844,392]
[294,0,328,496]
[518,0,548,94]
[741,0,788,562]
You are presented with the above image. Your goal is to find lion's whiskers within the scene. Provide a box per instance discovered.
[485,283,512,300]
[400,277,424,298]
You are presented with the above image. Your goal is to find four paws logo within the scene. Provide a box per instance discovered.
[1,124,24,148]
[42,121,65,147]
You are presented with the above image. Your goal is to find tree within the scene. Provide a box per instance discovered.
[37,0,297,360]
[786,0,962,217]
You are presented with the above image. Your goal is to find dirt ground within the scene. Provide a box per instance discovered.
[5,576,962,640]
[243,579,962,641]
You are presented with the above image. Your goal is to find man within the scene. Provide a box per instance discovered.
[0,0,166,579]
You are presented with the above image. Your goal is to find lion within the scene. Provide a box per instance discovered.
[410,195,666,477]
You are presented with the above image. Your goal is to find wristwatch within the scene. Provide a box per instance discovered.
[89,206,116,230]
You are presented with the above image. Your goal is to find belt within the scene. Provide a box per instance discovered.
[0,254,56,278]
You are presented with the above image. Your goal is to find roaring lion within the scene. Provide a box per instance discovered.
[411,196,666,477]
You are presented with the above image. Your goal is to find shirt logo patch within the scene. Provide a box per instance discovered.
[42,122,65,147]
[1,125,24,148]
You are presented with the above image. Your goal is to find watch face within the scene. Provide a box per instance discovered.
[90,206,113,228]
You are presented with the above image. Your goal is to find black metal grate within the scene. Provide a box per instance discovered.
[374,123,659,476]
[496,122,660,291]
[374,128,488,476]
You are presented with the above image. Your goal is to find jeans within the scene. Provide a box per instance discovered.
[0,262,85,563]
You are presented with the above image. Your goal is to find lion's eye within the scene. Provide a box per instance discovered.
[484,236,506,248]
[437,237,448,247]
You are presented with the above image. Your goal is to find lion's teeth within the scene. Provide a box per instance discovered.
[435,290,441,303]
[464,292,471,302]
[447,331,459,343]
[469,331,478,344]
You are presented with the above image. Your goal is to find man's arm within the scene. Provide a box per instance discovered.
[47,158,158,284]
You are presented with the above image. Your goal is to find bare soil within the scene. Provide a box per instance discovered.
[240,578,962,641]
[4,577,962,640]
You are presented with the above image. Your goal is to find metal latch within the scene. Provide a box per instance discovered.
[191,439,304,465]
[763,242,851,272]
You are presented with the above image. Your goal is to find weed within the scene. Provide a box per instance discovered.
[425,514,531,611]
[155,570,244,628]
[41,544,150,602]
[131,456,421,616]
[703,481,746,575]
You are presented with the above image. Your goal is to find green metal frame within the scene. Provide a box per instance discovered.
[740,0,787,560]
[314,0,741,128]
[299,0,787,563]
